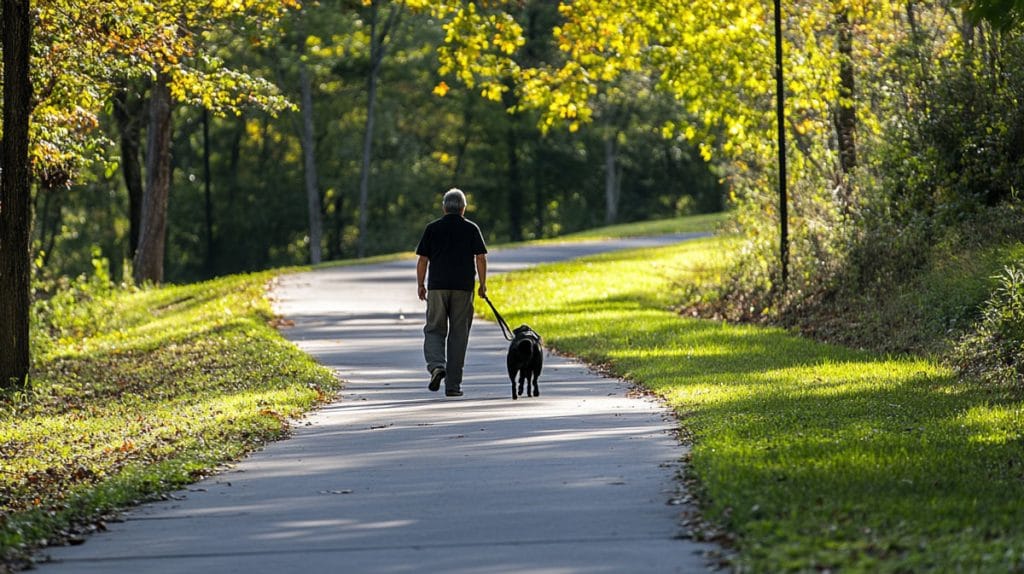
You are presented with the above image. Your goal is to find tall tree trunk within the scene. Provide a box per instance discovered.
[835,8,857,215]
[331,192,346,260]
[356,2,402,258]
[505,120,523,242]
[502,77,524,242]
[451,92,475,184]
[533,140,545,238]
[300,63,323,265]
[355,6,380,259]
[133,73,174,285]
[604,132,621,225]
[202,108,216,276]
[0,0,33,388]
[112,88,146,259]
[35,185,63,268]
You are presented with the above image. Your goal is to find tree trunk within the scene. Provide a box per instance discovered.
[533,140,545,238]
[357,3,380,259]
[505,120,523,242]
[502,77,524,242]
[0,0,33,389]
[331,192,346,261]
[451,92,475,184]
[356,2,402,258]
[133,73,174,285]
[202,108,216,276]
[604,132,621,225]
[39,186,66,269]
[836,9,857,177]
[112,88,146,259]
[300,63,323,265]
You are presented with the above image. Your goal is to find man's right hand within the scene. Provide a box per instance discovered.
[418,285,427,301]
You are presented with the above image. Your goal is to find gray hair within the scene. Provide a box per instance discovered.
[442,188,467,214]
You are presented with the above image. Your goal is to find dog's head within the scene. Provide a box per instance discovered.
[513,324,541,343]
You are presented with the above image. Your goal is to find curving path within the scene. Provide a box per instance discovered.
[40,233,714,573]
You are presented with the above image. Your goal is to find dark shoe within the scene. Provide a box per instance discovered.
[428,368,445,392]
[445,388,463,397]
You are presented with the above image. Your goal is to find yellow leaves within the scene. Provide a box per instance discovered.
[699,143,713,162]
[432,81,450,97]
[432,151,454,167]
[480,82,505,101]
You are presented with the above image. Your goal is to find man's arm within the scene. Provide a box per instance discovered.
[476,253,487,298]
[417,256,428,301]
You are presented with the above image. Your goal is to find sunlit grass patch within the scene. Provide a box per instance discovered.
[557,212,728,239]
[483,236,1024,572]
[1,272,338,567]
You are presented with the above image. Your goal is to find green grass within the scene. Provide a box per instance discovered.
[488,213,730,250]
[481,235,1024,572]
[556,212,728,239]
[1,272,338,567]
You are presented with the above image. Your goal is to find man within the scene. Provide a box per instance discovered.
[416,188,488,397]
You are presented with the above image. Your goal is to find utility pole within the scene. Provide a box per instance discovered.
[774,0,789,289]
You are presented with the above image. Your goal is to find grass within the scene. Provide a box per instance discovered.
[480,234,1024,572]
[0,272,339,568]
[488,212,729,250]
[556,212,728,239]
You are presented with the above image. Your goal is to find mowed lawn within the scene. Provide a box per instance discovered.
[481,235,1024,572]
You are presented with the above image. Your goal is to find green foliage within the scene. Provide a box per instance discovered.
[1,270,338,567]
[486,233,1024,572]
[954,263,1024,387]
[960,0,1024,30]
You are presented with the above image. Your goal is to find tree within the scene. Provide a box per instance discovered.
[299,61,324,265]
[128,1,294,284]
[112,85,148,258]
[960,0,1024,29]
[0,0,32,389]
[355,1,404,258]
[133,73,174,284]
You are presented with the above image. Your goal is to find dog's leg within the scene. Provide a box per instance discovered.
[532,373,539,397]
[517,374,526,398]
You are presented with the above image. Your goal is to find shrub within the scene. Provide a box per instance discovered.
[954,264,1024,387]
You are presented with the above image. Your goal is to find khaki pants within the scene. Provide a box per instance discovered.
[423,289,475,389]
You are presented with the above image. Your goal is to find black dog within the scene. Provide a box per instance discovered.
[507,325,542,400]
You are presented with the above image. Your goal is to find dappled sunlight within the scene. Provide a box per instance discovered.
[957,404,1024,446]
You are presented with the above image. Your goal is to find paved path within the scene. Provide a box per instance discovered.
[41,233,713,573]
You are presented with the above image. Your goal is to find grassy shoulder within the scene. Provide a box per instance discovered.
[480,235,1024,572]
[556,212,728,239]
[0,272,338,568]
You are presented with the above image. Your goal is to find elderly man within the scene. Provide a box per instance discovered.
[415,188,488,397]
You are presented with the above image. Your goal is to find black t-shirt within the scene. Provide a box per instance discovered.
[415,214,488,291]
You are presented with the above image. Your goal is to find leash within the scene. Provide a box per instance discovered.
[482,295,514,341]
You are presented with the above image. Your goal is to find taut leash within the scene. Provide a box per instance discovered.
[482,295,514,341]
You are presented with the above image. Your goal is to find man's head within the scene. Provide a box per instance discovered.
[442,188,467,215]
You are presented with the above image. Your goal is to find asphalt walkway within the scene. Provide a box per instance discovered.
[40,233,714,573]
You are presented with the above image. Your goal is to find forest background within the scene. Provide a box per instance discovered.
[3,0,1024,389]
